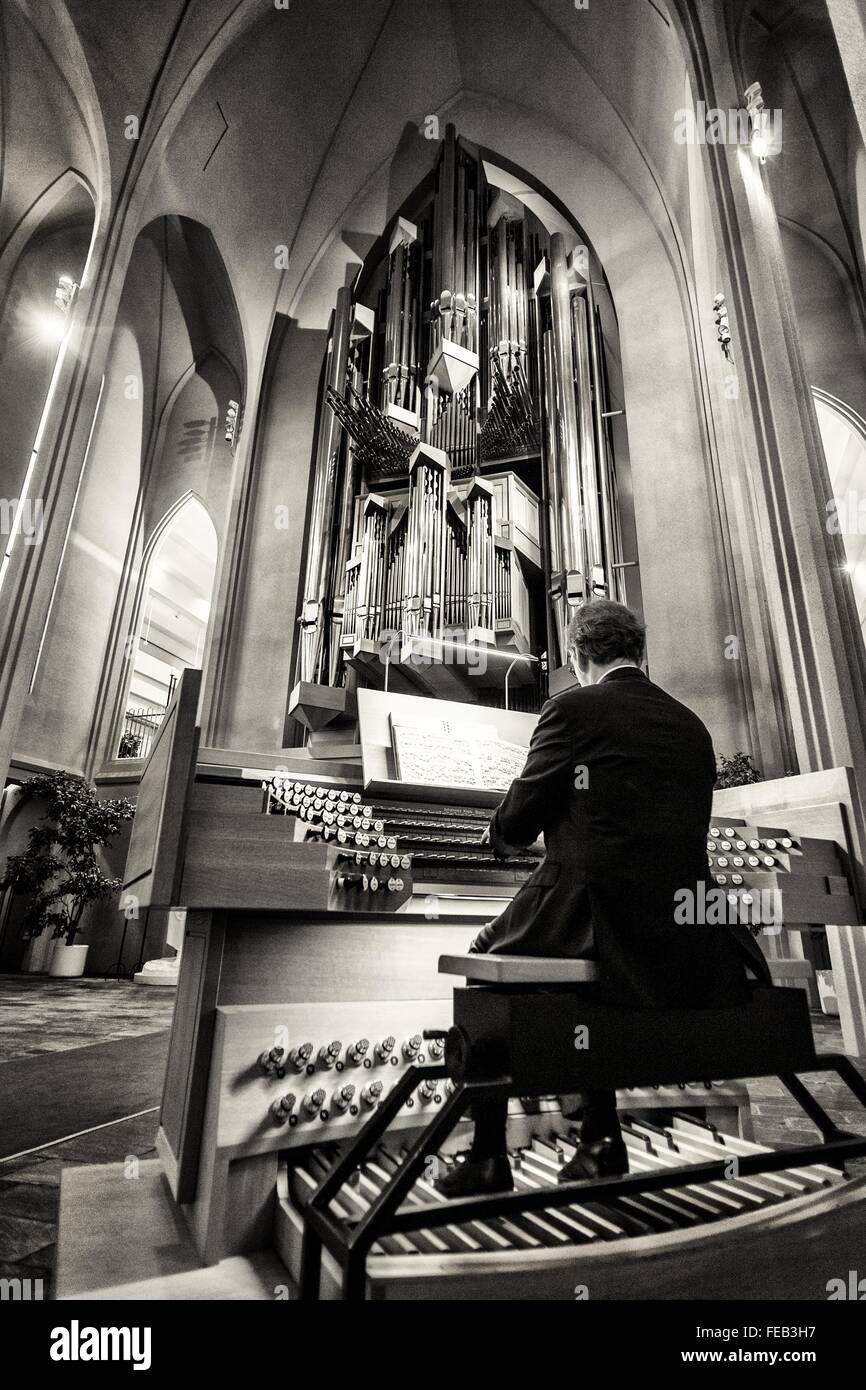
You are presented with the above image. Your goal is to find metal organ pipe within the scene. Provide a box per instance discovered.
[496,219,510,372]
[297,285,352,685]
[571,291,604,584]
[542,328,568,664]
[329,339,370,682]
[548,232,588,601]
[587,284,623,601]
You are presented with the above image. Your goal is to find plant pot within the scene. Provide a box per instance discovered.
[48,943,89,978]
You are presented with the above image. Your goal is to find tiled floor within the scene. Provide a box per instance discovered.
[0,976,864,1299]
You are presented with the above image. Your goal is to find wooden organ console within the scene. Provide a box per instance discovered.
[83,670,866,1301]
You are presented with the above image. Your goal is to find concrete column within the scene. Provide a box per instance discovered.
[672,0,866,789]
[825,0,866,152]
[674,0,866,1053]
[0,237,131,789]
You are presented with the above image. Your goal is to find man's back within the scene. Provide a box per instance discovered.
[544,668,715,882]
[476,667,769,1007]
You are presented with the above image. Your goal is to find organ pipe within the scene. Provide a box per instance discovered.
[297,285,352,685]
[588,284,624,601]
[572,290,604,581]
[548,233,588,596]
[543,327,568,665]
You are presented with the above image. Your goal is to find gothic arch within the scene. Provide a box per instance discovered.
[115,492,218,758]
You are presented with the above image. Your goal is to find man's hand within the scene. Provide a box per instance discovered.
[481,824,542,859]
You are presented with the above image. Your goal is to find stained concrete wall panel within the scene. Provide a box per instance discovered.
[217,319,327,754]
[15,325,145,772]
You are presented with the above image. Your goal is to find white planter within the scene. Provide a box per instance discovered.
[48,943,89,978]
[817,969,839,1017]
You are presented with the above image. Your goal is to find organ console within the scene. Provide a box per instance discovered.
[62,670,863,1301]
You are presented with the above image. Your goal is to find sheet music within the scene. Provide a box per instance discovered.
[390,715,527,791]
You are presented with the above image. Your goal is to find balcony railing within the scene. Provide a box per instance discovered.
[117,676,177,760]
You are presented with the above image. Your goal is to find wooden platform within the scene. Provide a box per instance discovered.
[56,1160,291,1300]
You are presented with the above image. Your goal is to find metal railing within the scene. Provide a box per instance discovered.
[117,675,177,760]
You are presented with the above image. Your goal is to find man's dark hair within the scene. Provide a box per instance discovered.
[567,600,646,666]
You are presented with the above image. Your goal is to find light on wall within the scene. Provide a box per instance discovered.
[54,274,76,314]
[36,274,78,344]
[713,293,734,365]
[224,399,239,446]
[744,82,771,164]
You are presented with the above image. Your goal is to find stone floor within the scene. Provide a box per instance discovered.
[0,976,864,1299]
[0,974,176,1062]
[0,975,174,1297]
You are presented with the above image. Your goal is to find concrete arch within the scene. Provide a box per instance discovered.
[5,0,111,233]
[0,168,97,301]
[140,488,219,567]
[117,491,219,756]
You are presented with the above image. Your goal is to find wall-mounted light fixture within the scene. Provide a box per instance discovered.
[744,82,771,164]
[713,293,735,365]
[224,399,239,446]
[54,274,76,315]
[35,274,78,344]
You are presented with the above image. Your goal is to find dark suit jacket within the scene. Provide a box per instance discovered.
[472,668,772,1009]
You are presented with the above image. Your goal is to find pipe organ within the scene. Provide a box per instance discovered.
[292,126,627,726]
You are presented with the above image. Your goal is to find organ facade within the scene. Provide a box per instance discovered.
[291,126,627,723]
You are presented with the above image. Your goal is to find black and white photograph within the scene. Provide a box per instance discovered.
[1,0,866,1359]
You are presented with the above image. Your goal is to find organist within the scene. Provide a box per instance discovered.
[436,599,771,1198]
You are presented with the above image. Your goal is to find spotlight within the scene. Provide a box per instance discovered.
[224,399,240,445]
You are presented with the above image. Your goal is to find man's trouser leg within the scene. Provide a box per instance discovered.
[469,1099,509,1160]
[577,1089,622,1143]
[468,1089,621,1161]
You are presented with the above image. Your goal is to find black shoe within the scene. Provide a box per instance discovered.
[558,1136,629,1184]
[435,1155,514,1198]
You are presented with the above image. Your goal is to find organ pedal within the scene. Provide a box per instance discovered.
[296,956,866,1301]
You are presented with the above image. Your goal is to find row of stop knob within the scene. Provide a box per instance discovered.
[335,871,405,894]
[270,1075,453,1125]
[259,1034,444,1078]
[707,830,795,851]
[268,778,364,806]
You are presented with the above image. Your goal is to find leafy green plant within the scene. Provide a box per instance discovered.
[117,731,142,759]
[715,751,763,790]
[0,771,135,945]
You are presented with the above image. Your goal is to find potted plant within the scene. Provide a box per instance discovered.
[0,771,135,977]
[715,751,763,789]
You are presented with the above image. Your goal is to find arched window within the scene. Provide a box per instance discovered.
[117,496,218,758]
[814,388,866,640]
